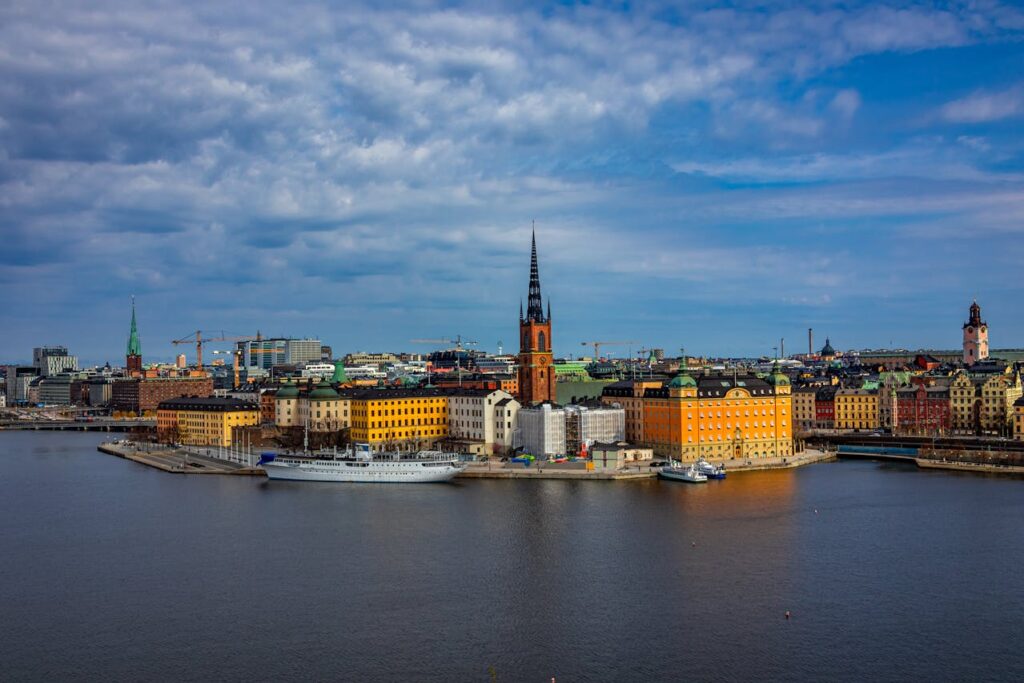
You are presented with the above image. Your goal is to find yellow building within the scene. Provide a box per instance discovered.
[950,367,1023,436]
[342,388,449,451]
[1014,397,1024,441]
[791,386,817,433]
[156,397,259,447]
[641,365,793,462]
[834,388,879,431]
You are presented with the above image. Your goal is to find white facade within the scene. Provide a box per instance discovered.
[447,389,514,449]
[564,404,625,453]
[494,398,521,453]
[300,363,336,379]
[33,347,78,377]
[517,404,566,458]
[286,339,322,365]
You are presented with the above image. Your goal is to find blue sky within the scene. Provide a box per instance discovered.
[2,1,1023,365]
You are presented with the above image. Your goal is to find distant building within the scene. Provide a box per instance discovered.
[157,397,259,447]
[176,354,187,368]
[834,388,879,431]
[126,298,142,375]
[642,364,793,461]
[963,300,989,365]
[815,386,837,430]
[1014,397,1024,441]
[601,379,664,444]
[274,378,350,432]
[4,366,37,403]
[517,403,565,457]
[38,374,75,405]
[894,385,950,435]
[564,404,625,457]
[494,397,520,454]
[517,231,556,405]
[237,338,322,370]
[33,346,77,377]
[446,389,516,453]
[340,387,449,452]
[111,376,214,415]
[791,386,817,432]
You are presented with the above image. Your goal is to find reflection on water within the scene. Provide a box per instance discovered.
[2,432,1023,682]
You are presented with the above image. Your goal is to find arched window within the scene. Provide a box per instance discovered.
[538,331,546,351]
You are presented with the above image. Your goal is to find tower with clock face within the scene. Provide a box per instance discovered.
[518,230,557,405]
[963,300,989,366]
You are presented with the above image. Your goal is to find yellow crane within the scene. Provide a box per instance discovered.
[580,340,640,360]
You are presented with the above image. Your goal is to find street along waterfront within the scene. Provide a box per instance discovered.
[3,431,1023,682]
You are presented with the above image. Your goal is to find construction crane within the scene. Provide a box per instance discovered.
[172,331,256,369]
[580,340,640,360]
[409,335,479,351]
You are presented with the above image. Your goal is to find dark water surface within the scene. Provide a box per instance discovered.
[2,432,1023,682]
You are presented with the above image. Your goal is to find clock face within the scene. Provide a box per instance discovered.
[967,327,974,334]
[981,326,987,333]
[539,357,548,365]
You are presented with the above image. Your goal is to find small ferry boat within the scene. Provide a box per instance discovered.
[658,463,708,483]
[696,458,727,479]
[259,444,466,483]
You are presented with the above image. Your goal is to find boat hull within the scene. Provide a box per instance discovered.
[658,467,707,483]
[263,459,465,483]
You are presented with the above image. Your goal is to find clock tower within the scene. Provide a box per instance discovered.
[963,299,989,366]
[517,229,556,405]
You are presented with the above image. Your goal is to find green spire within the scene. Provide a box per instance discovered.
[126,296,141,356]
[331,360,348,384]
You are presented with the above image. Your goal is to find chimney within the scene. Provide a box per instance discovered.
[808,328,813,356]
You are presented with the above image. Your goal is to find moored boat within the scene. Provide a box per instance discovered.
[658,463,708,483]
[696,457,727,479]
[259,445,465,483]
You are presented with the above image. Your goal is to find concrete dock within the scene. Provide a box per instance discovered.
[458,449,834,480]
[98,442,265,475]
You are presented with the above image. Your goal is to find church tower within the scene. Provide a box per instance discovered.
[517,229,556,405]
[126,296,142,375]
[963,300,988,365]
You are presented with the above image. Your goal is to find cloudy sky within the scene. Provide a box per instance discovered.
[2,1,1023,365]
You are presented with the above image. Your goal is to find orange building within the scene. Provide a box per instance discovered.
[642,364,793,462]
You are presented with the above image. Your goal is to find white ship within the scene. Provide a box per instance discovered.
[259,445,466,483]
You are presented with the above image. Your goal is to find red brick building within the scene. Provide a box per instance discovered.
[111,376,214,415]
[895,385,950,435]
[517,231,556,405]
[815,386,836,429]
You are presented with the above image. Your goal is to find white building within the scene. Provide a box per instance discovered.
[564,404,625,455]
[300,362,336,379]
[494,397,520,454]
[517,403,566,458]
[447,389,515,452]
[33,347,78,377]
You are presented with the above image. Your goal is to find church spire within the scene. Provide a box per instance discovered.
[526,223,545,322]
[126,296,141,357]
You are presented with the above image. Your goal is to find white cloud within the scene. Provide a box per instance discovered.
[941,84,1024,123]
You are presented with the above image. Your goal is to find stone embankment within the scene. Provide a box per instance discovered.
[98,441,264,475]
[458,449,834,480]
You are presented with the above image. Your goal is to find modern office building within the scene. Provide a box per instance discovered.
[33,347,77,377]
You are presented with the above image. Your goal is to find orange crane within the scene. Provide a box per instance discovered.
[580,340,639,360]
[172,331,257,369]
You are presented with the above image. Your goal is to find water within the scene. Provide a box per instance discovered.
[2,432,1023,682]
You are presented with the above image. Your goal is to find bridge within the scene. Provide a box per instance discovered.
[0,419,155,432]
[833,444,920,462]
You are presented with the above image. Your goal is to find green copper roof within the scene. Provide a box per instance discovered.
[126,298,141,357]
[309,379,339,400]
[276,378,300,399]
[331,360,348,384]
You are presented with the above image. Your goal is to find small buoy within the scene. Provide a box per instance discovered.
[691,541,697,547]
[814,509,818,515]
[785,611,791,620]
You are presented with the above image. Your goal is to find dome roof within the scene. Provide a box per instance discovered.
[820,337,836,356]
[309,379,339,400]
[669,372,697,388]
[276,379,299,399]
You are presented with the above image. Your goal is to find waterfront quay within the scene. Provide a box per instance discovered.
[98,441,263,475]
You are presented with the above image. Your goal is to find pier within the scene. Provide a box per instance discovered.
[98,442,264,475]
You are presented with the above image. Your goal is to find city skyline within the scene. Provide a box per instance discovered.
[3,1,1024,362]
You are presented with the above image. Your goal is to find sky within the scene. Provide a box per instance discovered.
[2,1,1024,365]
